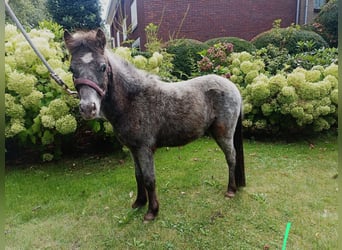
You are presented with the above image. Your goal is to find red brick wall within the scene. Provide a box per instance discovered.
[112,0,297,49]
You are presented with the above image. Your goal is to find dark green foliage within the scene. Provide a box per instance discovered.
[166,39,209,80]
[292,47,338,70]
[313,0,338,47]
[255,45,338,74]
[38,20,64,42]
[5,0,51,28]
[205,37,256,53]
[46,0,102,30]
[254,44,291,75]
[251,28,328,54]
[131,50,152,59]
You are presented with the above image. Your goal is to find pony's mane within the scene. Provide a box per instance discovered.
[106,49,162,86]
[66,30,102,54]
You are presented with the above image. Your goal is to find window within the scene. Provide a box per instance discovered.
[131,0,138,30]
[132,37,141,50]
[314,0,326,11]
[116,31,120,47]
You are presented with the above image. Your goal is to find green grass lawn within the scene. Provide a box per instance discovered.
[5,134,338,249]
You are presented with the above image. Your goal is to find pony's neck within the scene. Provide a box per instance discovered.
[106,50,143,89]
[102,50,142,120]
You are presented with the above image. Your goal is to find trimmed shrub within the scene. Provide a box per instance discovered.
[205,37,256,52]
[251,26,328,54]
[166,39,209,80]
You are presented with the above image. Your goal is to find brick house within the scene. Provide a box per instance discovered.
[105,0,326,50]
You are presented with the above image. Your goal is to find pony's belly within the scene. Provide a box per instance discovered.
[156,127,206,147]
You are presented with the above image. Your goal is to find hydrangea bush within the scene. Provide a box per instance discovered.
[5,24,78,160]
[228,52,266,87]
[114,23,175,81]
[5,23,176,161]
[114,47,164,75]
[197,43,338,135]
[242,63,338,134]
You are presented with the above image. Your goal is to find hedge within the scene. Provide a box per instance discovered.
[251,28,329,54]
[205,37,256,53]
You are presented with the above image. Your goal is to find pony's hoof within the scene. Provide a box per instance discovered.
[143,212,156,222]
[132,199,147,209]
[225,191,235,198]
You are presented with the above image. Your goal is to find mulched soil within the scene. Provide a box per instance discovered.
[5,130,122,167]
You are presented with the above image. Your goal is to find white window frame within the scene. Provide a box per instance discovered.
[123,18,127,41]
[110,37,115,48]
[131,0,138,31]
[116,31,120,47]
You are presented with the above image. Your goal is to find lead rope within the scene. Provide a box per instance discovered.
[5,1,78,97]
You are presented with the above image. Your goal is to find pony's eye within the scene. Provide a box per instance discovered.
[100,63,107,72]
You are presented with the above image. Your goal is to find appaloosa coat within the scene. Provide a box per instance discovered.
[64,29,245,221]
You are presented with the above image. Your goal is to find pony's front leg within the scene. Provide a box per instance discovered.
[131,147,159,221]
[131,154,147,209]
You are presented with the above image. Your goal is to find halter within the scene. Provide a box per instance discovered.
[73,61,112,98]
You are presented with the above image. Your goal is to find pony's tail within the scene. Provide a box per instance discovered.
[233,111,246,187]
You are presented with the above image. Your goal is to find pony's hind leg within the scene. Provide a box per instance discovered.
[217,136,237,198]
[210,122,237,198]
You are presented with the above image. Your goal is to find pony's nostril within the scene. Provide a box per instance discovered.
[79,103,96,115]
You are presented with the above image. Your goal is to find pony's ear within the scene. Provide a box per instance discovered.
[96,29,106,50]
[64,30,73,48]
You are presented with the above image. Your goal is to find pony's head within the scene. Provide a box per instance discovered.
[64,29,111,120]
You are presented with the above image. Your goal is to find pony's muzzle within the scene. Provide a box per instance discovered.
[79,102,97,119]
